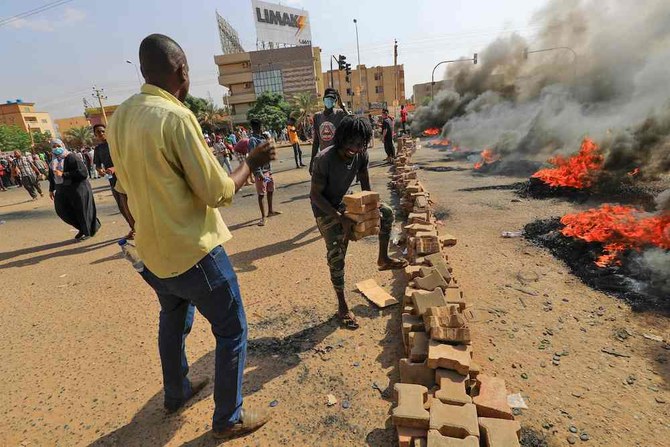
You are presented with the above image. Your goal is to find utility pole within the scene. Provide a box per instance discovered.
[92,86,108,125]
[329,56,334,88]
[353,19,365,114]
[393,39,398,115]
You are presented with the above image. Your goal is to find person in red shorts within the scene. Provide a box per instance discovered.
[248,118,280,226]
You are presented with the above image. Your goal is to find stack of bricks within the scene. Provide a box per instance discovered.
[389,136,521,447]
[343,191,381,241]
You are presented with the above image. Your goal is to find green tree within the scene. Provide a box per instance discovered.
[247,92,292,133]
[64,126,93,149]
[197,99,228,133]
[0,124,31,153]
[31,130,52,153]
[183,95,209,116]
[290,92,318,135]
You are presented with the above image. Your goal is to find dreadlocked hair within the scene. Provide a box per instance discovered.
[333,115,373,149]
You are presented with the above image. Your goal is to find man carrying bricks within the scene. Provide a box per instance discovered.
[310,115,408,329]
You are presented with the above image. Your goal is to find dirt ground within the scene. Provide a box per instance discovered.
[1,142,668,447]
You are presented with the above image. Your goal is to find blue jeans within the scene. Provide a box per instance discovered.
[139,245,247,430]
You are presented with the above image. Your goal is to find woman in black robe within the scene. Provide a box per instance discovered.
[48,139,101,241]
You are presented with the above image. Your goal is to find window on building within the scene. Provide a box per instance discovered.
[375,86,384,94]
[23,107,30,112]
[252,69,284,95]
[374,73,382,81]
[41,119,47,123]
[242,61,250,69]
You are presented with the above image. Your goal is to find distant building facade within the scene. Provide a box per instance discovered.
[214,45,324,124]
[54,116,91,138]
[412,80,453,106]
[0,100,56,137]
[85,105,118,127]
[323,64,406,114]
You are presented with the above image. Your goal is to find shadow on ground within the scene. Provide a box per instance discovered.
[0,238,118,269]
[88,317,339,447]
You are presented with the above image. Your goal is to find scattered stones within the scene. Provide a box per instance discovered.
[656,396,666,404]
[580,432,590,441]
[569,425,578,433]
[567,434,577,444]
[342,400,351,409]
[326,394,337,407]
[269,400,279,407]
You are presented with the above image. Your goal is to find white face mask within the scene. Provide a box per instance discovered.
[324,97,336,109]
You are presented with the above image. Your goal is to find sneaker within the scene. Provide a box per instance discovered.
[164,377,210,414]
[211,407,271,440]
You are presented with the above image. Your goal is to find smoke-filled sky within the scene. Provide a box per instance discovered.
[413,0,670,177]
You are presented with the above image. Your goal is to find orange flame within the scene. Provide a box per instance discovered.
[473,149,497,170]
[531,138,604,189]
[423,128,440,136]
[627,167,640,177]
[560,204,670,267]
[427,138,451,147]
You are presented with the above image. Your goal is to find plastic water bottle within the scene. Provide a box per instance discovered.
[118,238,144,272]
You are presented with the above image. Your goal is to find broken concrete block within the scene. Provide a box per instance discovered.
[393,383,430,429]
[356,279,398,308]
[444,287,466,310]
[429,400,479,438]
[408,212,430,225]
[350,225,380,241]
[399,359,436,388]
[478,418,521,447]
[427,431,479,447]
[344,207,380,223]
[439,233,458,247]
[343,191,380,207]
[397,426,427,447]
[405,265,422,280]
[472,375,514,420]
[420,264,452,284]
[413,270,448,292]
[424,252,449,266]
[404,287,430,307]
[427,341,472,375]
[435,369,471,405]
[431,327,472,344]
[409,332,429,362]
[402,314,425,349]
[412,289,447,316]
[404,223,435,236]
[354,218,382,233]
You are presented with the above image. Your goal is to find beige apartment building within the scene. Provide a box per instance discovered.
[323,64,406,113]
[54,116,91,137]
[0,100,56,137]
[214,45,324,124]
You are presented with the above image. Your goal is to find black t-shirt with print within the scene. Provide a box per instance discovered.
[313,109,347,152]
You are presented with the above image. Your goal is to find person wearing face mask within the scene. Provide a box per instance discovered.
[48,139,101,241]
[309,88,349,174]
[310,115,408,329]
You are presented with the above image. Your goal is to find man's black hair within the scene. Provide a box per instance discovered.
[92,123,106,132]
[382,108,389,114]
[323,88,338,98]
[333,115,372,149]
[139,34,186,82]
[250,118,262,131]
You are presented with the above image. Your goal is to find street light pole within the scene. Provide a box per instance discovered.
[125,60,142,87]
[431,54,477,101]
[523,46,578,80]
[353,19,365,114]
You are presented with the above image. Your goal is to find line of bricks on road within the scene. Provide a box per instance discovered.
[389,137,521,447]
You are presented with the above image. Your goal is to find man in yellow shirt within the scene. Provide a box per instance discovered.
[287,117,305,169]
[108,34,275,441]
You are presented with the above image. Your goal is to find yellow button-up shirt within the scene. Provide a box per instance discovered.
[108,84,235,278]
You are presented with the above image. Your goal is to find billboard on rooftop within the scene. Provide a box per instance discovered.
[251,0,312,48]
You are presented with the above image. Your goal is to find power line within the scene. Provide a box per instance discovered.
[0,0,75,28]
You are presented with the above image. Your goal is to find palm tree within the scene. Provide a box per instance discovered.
[197,100,227,133]
[291,92,318,136]
[64,126,93,149]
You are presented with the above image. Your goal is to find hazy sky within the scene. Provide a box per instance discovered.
[0,0,545,119]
